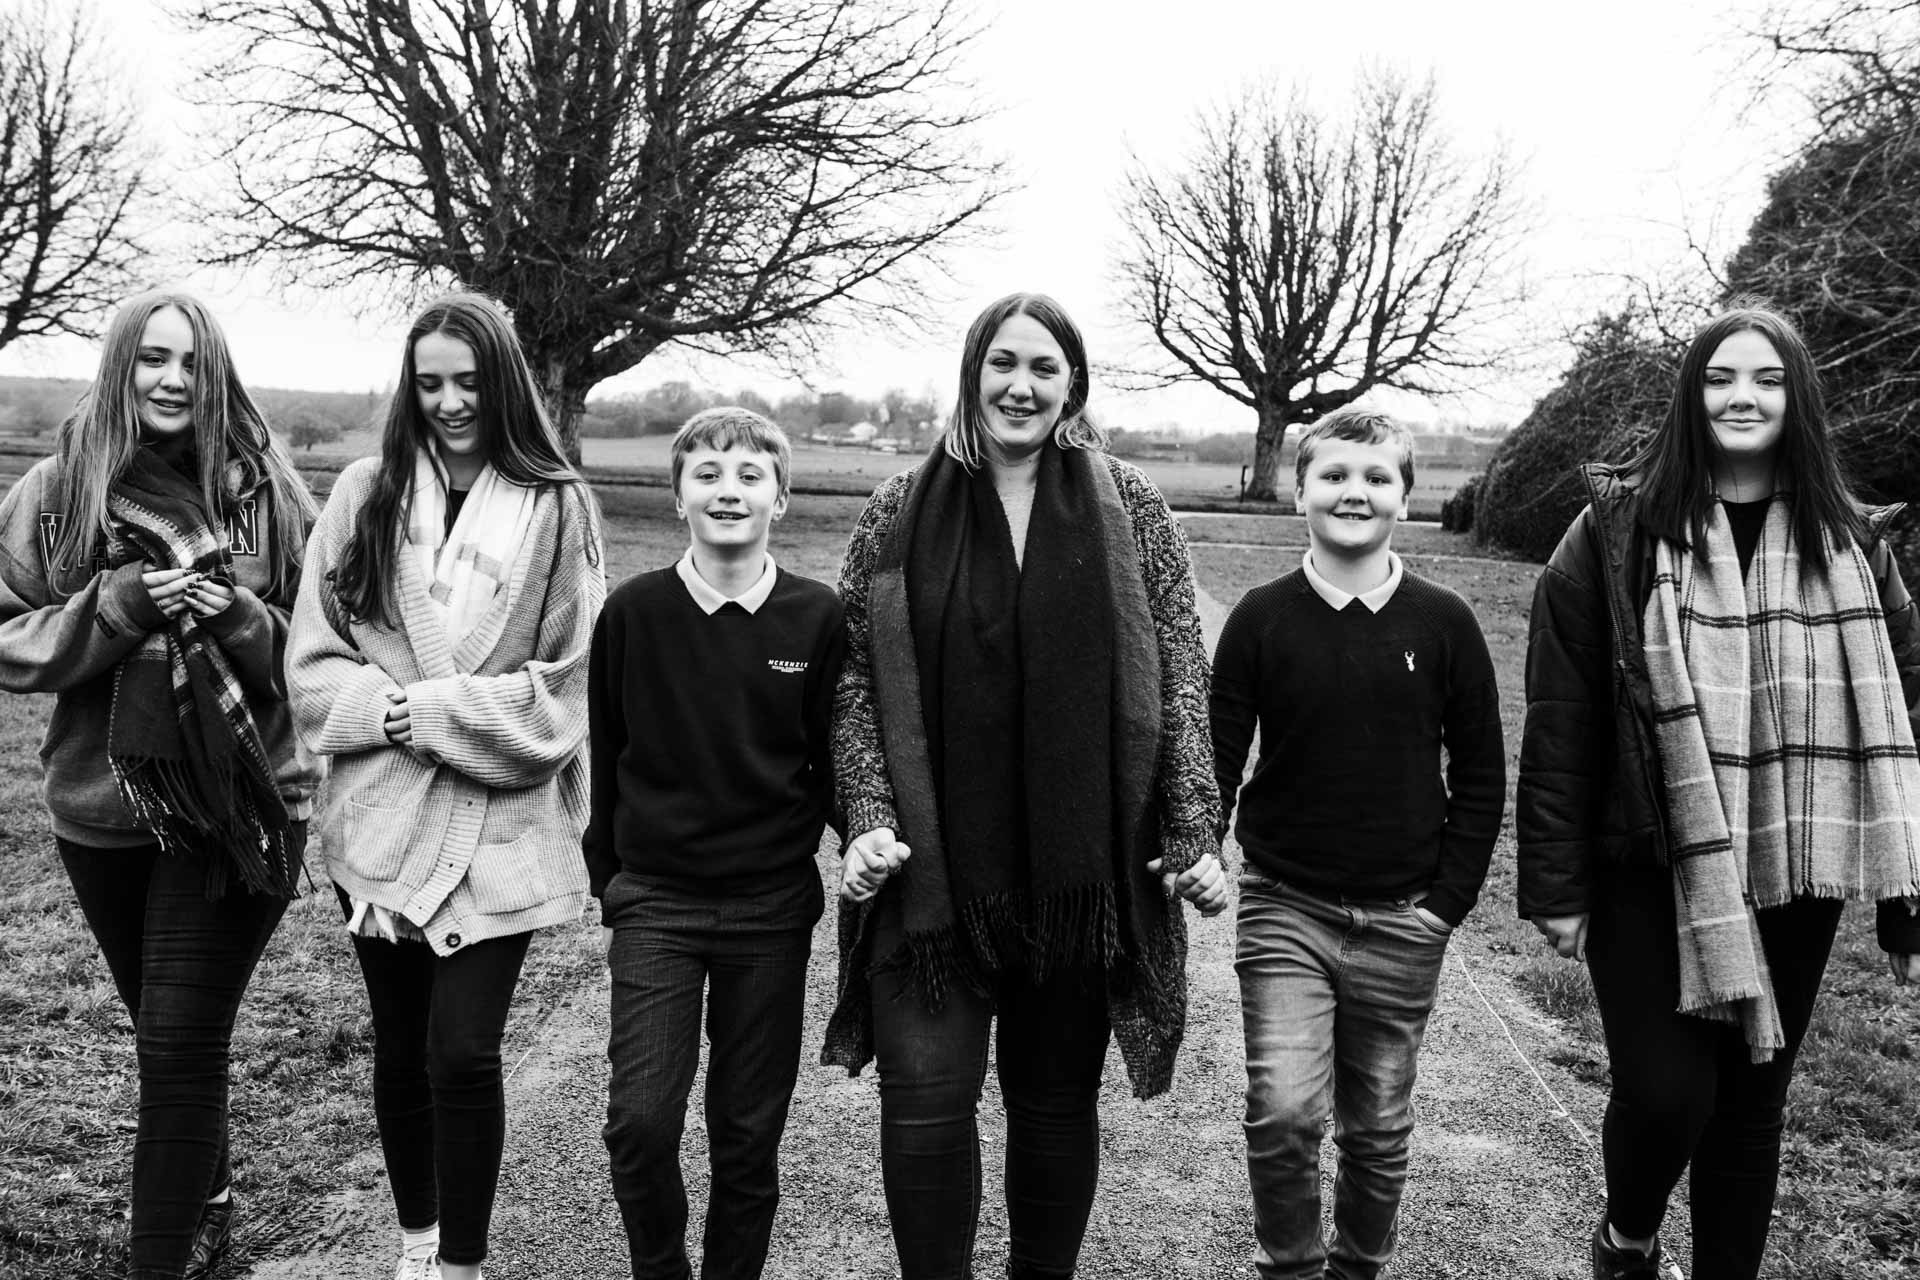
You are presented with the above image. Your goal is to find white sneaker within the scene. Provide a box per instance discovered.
[393,1247,440,1280]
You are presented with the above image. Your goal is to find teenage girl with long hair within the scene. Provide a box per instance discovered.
[287,292,604,1280]
[0,290,320,1278]
[1518,300,1920,1280]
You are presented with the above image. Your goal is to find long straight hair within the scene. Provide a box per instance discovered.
[943,292,1107,470]
[52,291,317,596]
[332,292,592,626]
[1624,300,1868,571]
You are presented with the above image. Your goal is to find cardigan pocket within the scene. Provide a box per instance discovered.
[343,795,419,884]
[465,827,551,914]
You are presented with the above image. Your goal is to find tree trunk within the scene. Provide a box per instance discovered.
[532,351,589,466]
[1248,400,1292,506]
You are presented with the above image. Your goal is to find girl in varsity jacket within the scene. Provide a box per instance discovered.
[0,291,320,1280]
[286,292,604,1280]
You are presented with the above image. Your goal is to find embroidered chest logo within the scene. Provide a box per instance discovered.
[226,498,260,557]
[1404,649,1416,672]
[768,659,808,675]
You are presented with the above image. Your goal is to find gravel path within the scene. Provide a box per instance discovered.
[241,587,1644,1280]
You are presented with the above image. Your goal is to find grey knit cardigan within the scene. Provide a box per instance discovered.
[286,459,606,956]
[823,451,1221,1098]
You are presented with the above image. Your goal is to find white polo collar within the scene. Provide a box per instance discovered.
[1302,549,1402,613]
[677,551,778,615]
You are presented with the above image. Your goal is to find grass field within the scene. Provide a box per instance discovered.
[0,459,1914,1277]
[286,428,1480,519]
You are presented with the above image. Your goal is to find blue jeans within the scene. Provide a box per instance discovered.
[1236,873,1450,1280]
[602,869,821,1280]
[59,833,298,1280]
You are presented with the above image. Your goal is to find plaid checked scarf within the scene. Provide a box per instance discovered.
[105,447,295,898]
[406,447,537,648]
[1644,499,1920,1061]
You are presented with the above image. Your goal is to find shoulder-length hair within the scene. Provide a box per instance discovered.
[52,290,317,597]
[1624,297,1867,570]
[942,292,1108,470]
[333,291,592,626]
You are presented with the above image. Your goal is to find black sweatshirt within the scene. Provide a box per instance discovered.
[1209,568,1506,926]
[583,564,845,915]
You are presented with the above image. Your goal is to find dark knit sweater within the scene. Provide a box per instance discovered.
[583,564,845,917]
[1210,568,1506,926]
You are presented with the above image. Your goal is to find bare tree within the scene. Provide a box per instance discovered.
[0,1,147,353]
[181,0,1001,455]
[1115,70,1524,501]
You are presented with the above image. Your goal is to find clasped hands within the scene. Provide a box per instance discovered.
[838,827,1229,917]
[1529,910,1919,987]
[141,565,234,620]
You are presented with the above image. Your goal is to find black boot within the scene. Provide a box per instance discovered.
[182,1193,236,1280]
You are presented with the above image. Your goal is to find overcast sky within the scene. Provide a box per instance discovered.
[1,0,1808,432]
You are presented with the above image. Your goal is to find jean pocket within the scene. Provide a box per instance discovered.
[1409,903,1454,937]
[1237,870,1283,894]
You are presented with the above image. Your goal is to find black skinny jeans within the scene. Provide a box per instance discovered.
[1586,863,1843,1280]
[59,833,296,1280]
[335,888,530,1269]
[868,909,1113,1280]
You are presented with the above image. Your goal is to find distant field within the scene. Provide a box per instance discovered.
[565,435,1477,516]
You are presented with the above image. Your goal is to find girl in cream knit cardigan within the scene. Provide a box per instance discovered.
[287,293,603,1280]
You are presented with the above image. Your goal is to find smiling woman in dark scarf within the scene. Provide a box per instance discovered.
[0,290,320,1280]
[825,291,1228,1280]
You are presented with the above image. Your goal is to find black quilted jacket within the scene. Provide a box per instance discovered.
[1515,464,1920,954]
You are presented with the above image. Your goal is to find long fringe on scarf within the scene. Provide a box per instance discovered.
[105,448,295,899]
[1644,499,1920,1060]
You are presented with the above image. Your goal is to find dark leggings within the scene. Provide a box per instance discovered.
[869,911,1112,1280]
[1586,864,1843,1280]
[59,834,294,1280]
[335,888,530,1269]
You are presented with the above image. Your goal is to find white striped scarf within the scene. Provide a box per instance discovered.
[1644,499,1920,1061]
[406,448,537,648]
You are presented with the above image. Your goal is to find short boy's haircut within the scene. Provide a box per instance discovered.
[1294,406,1416,494]
[670,407,793,497]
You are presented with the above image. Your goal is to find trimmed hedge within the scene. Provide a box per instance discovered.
[1440,472,1482,534]
[1475,312,1674,562]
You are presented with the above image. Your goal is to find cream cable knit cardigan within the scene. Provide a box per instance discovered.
[287,458,606,955]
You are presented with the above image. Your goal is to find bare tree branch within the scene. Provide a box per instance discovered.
[0,1,150,353]
[178,0,1004,453]
[1113,69,1526,500]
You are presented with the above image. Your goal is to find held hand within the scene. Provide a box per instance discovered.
[602,926,614,956]
[840,827,910,903]
[1889,952,1920,987]
[1148,853,1229,917]
[184,576,235,618]
[383,689,412,745]
[1532,912,1590,961]
[140,566,197,620]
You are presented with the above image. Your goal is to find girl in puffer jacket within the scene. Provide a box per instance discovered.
[1517,300,1920,1280]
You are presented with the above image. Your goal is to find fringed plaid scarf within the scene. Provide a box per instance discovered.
[105,448,295,898]
[875,442,1167,1008]
[1644,499,1920,1061]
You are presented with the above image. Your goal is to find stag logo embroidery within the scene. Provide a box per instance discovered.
[1404,649,1416,672]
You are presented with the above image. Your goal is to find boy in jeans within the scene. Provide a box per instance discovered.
[585,407,845,1280]
[1210,407,1506,1279]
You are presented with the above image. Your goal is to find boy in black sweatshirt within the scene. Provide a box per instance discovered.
[585,407,844,1280]
[1210,407,1505,1279]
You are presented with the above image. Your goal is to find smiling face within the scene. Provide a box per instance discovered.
[132,307,195,439]
[1702,328,1787,475]
[412,331,485,477]
[676,445,786,556]
[976,313,1073,464]
[1295,436,1410,562]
